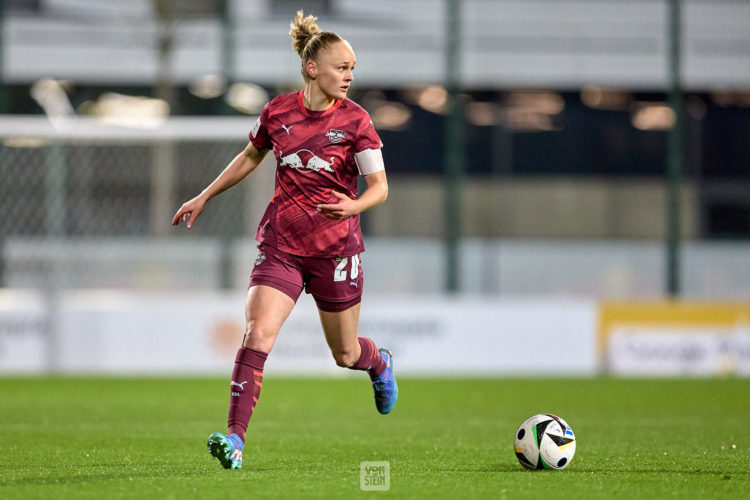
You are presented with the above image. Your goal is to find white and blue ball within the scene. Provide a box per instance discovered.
[514,414,576,470]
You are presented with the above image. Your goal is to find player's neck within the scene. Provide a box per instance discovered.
[302,86,337,111]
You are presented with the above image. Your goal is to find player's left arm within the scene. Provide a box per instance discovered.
[356,169,389,212]
[317,148,388,220]
[317,170,388,220]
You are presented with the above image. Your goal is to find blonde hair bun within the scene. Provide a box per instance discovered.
[289,10,321,57]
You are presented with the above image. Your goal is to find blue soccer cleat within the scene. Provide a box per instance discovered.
[207,432,244,470]
[372,348,398,414]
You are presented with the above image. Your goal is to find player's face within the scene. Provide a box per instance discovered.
[313,41,356,101]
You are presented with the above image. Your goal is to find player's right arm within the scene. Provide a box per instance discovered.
[172,142,269,229]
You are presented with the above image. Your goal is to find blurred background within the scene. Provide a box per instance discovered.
[1,0,749,376]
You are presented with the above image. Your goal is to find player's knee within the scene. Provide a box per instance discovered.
[333,348,359,368]
[243,324,275,351]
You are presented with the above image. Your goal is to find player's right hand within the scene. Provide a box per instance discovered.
[172,196,206,229]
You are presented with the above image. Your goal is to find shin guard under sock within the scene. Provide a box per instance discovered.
[227,347,267,442]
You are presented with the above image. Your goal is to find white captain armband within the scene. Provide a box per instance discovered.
[250,116,261,138]
[354,148,385,175]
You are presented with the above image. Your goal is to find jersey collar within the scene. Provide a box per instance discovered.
[297,90,343,117]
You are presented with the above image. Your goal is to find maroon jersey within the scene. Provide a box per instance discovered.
[249,91,382,257]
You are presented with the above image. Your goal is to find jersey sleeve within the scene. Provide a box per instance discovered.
[248,103,272,150]
[353,113,383,153]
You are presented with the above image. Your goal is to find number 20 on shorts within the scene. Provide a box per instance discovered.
[333,255,360,282]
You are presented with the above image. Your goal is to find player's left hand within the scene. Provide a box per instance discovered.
[317,191,358,220]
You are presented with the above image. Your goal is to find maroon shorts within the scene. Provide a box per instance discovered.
[248,243,363,312]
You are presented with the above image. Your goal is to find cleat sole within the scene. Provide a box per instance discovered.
[207,432,240,469]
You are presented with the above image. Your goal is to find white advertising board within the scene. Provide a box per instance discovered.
[276,296,597,375]
[599,302,750,376]
[608,329,750,376]
[0,290,48,373]
[0,291,597,376]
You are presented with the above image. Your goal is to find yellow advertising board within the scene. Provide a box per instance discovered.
[598,302,750,375]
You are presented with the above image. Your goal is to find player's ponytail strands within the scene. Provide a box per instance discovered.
[289,10,321,57]
[289,10,344,81]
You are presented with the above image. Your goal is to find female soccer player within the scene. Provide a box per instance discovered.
[172,11,397,470]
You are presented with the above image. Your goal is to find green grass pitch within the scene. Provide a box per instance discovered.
[1,376,748,499]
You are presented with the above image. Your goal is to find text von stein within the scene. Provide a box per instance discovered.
[360,461,390,491]
[364,464,386,486]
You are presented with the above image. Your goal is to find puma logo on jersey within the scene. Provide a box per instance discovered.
[281,124,293,135]
[280,149,335,173]
[231,380,247,390]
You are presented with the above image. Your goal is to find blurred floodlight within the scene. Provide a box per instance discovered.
[400,87,422,104]
[503,108,556,131]
[189,74,226,99]
[93,93,170,128]
[30,78,75,118]
[466,101,502,126]
[500,91,564,131]
[416,85,449,114]
[711,90,750,108]
[371,102,412,130]
[224,83,268,114]
[507,91,564,115]
[359,90,411,130]
[630,102,674,131]
[580,86,631,110]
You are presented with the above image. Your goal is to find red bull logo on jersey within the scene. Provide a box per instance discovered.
[280,149,335,173]
[325,129,346,143]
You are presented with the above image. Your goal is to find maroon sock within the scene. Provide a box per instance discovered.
[227,347,267,442]
[348,337,386,379]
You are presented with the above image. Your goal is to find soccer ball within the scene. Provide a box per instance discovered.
[514,414,576,470]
